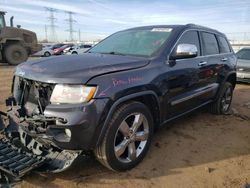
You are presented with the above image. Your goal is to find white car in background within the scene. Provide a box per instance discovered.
[32,46,54,57]
[67,44,92,55]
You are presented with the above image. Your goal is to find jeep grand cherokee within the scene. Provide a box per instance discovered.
[1,24,236,173]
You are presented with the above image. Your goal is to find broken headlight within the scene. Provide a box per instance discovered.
[50,85,96,104]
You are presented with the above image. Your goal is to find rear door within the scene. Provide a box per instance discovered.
[198,32,221,101]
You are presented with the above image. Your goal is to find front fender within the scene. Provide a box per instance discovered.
[88,64,162,101]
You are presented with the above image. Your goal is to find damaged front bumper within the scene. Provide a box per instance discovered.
[0,111,80,177]
[0,96,109,177]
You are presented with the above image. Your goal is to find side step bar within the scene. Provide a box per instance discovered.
[0,139,45,177]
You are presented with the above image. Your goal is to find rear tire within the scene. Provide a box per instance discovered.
[210,82,233,115]
[95,101,154,171]
[4,44,28,65]
[72,51,78,55]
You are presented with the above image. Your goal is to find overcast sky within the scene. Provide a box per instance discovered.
[1,0,250,42]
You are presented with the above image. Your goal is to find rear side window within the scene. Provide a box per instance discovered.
[177,31,200,56]
[201,32,219,55]
[217,36,231,53]
[236,49,250,60]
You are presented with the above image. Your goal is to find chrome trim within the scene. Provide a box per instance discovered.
[171,83,219,106]
[176,43,198,57]
[198,61,207,66]
[221,57,228,61]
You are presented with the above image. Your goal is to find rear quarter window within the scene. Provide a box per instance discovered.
[201,32,219,55]
[217,36,231,53]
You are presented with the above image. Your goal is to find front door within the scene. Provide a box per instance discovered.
[164,30,206,119]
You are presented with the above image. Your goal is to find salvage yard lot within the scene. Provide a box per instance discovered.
[0,61,250,188]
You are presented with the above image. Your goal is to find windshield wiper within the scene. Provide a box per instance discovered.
[101,51,126,56]
[88,51,128,56]
[109,51,125,55]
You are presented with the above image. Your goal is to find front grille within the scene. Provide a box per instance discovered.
[12,76,55,115]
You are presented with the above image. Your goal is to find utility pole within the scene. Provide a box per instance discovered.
[78,29,81,42]
[45,25,48,42]
[65,11,76,42]
[45,7,57,42]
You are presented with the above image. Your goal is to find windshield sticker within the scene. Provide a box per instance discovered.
[151,28,172,32]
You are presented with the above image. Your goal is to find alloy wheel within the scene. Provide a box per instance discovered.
[221,87,232,112]
[114,113,149,163]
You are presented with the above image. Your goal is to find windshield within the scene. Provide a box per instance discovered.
[0,15,5,29]
[89,28,173,57]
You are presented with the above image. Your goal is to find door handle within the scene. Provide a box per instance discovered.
[221,57,228,62]
[198,61,207,66]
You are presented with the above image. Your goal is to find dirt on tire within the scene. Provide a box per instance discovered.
[0,62,250,188]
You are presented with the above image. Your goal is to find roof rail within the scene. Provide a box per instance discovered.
[186,23,196,27]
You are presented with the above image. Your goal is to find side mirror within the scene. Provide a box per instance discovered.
[171,43,198,60]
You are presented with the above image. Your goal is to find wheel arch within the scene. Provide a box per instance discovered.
[95,90,160,147]
[215,71,236,101]
[225,72,236,89]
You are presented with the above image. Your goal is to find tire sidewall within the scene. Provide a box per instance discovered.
[5,44,28,65]
[44,51,51,57]
[105,102,154,171]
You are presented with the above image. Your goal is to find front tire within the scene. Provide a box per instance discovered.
[4,44,28,65]
[44,51,51,57]
[210,82,233,114]
[95,101,154,171]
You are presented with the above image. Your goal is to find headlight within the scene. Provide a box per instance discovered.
[50,85,96,104]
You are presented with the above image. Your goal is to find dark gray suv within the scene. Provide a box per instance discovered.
[0,24,236,177]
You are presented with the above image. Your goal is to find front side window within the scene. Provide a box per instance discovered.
[176,30,201,56]
[89,28,173,57]
[236,49,250,60]
[201,32,219,55]
[217,36,231,53]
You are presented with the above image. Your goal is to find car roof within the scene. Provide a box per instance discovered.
[124,24,225,37]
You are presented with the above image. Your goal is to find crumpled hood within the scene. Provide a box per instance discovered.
[15,53,149,84]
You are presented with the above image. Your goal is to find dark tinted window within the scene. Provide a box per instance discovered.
[217,36,231,53]
[236,49,250,60]
[201,32,219,55]
[177,31,200,55]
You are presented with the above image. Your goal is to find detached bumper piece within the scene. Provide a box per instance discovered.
[0,139,45,178]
